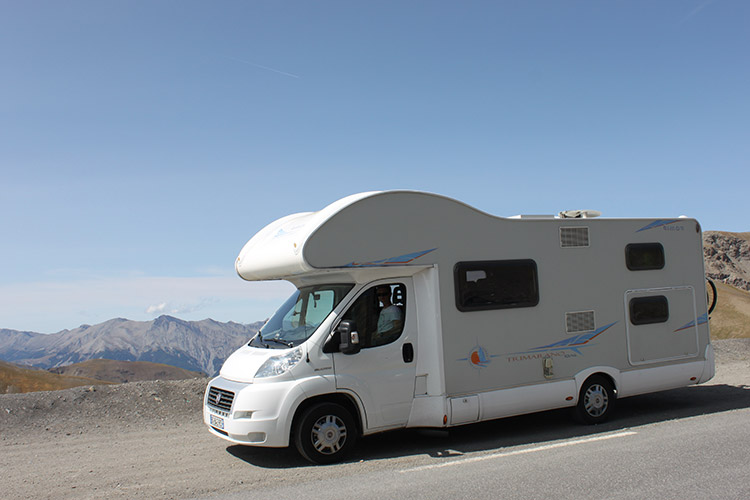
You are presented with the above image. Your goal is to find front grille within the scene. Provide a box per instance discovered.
[207,387,235,412]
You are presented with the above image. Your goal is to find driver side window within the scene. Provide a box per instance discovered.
[341,283,406,348]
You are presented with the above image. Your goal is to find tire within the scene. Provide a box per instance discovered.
[294,403,358,464]
[575,375,616,424]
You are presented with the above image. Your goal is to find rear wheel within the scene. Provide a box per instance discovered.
[575,376,616,424]
[294,402,357,464]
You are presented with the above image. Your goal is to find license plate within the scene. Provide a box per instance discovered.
[210,414,224,430]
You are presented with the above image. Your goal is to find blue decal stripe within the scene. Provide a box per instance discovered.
[636,219,680,233]
[674,313,709,332]
[505,322,617,358]
[529,322,617,352]
[343,248,437,267]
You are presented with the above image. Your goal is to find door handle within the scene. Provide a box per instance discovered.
[402,343,414,363]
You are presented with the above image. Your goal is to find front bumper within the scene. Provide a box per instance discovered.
[203,376,304,448]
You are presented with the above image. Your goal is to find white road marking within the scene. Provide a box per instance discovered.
[402,431,638,473]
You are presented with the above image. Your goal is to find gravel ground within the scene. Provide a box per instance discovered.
[709,338,750,384]
[1,339,748,499]
[1,378,208,441]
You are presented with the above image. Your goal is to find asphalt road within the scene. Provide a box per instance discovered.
[198,386,750,500]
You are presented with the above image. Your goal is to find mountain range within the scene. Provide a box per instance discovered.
[0,316,262,376]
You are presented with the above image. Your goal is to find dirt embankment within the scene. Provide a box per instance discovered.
[1,377,208,440]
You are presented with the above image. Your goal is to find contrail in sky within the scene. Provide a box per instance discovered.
[678,0,717,25]
[218,54,300,79]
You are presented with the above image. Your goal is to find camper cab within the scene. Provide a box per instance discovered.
[204,191,714,464]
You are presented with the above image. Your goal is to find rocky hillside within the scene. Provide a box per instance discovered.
[704,231,750,292]
[0,316,262,376]
[702,231,750,339]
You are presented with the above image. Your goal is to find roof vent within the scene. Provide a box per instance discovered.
[566,311,596,333]
[560,227,590,248]
[558,209,601,219]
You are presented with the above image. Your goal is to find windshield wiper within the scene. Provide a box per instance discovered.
[249,332,270,348]
[266,337,295,348]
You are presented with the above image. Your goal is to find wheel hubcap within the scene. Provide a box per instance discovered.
[311,415,347,455]
[584,384,608,417]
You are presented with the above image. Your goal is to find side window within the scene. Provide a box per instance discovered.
[629,296,669,325]
[625,243,665,271]
[454,260,539,312]
[341,283,406,348]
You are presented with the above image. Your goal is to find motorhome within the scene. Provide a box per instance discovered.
[204,190,714,464]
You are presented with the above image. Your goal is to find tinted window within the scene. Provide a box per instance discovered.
[340,283,406,348]
[629,296,669,325]
[454,260,539,312]
[626,243,665,271]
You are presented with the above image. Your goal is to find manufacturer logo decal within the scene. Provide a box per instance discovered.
[636,220,684,233]
[273,222,306,239]
[457,344,499,370]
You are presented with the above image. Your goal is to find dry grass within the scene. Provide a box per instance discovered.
[709,282,750,339]
[51,359,205,383]
[0,361,112,394]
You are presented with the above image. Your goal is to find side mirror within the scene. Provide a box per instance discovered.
[337,320,361,355]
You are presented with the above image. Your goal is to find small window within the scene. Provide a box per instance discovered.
[626,243,665,271]
[454,260,539,312]
[629,296,669,325]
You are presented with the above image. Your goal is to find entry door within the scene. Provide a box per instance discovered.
[332,278,417,430]
[625,286,699,365]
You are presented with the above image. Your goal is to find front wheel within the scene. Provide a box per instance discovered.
[575,376,616,424]
[294,403,358,464]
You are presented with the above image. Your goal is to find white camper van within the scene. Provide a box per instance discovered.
[204,191,714,464]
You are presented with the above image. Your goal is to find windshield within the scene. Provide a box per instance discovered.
[250,283,354,348]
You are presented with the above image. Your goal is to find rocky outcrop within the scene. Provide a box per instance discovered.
[704,232,750,292]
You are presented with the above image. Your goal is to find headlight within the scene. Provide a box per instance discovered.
[254,347,304,378]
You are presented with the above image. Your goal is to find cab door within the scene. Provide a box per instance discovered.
[331,279,417,430]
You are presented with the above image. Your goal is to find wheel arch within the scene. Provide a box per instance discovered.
[573,367,620,404]
[290,392,365,442]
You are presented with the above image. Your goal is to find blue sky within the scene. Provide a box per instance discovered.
[2,1,748,333]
